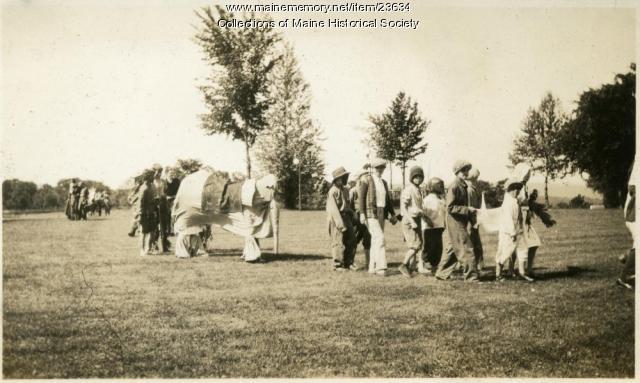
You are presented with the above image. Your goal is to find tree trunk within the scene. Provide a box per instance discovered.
[389,162,393,189]
[401,163,406,188]
[245,140,252,178]
[544,174,549,207]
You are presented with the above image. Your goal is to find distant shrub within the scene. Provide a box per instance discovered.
[569,194,590,209]
[556,202,570,209]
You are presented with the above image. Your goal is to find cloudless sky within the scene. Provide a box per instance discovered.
[1,0,636,194]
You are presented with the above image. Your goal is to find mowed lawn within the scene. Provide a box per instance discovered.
[2,208,634,378]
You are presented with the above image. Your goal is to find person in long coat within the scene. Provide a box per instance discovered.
[467,168,484,271]
[435,160,478,281]
[138,171,158,256]
[153,166,170,253]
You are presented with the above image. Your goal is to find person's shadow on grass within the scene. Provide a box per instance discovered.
[262,252,327,262]
[478,266,598,282]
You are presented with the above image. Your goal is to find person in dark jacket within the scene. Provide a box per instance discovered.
[435,160,478,281]
[358,158,397,276]
[138,170,157,256]
[467,168,484,271]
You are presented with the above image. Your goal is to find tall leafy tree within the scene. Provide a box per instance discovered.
[509,92,565,206]
[368,92,430,187]
[557,64,636,207]
[2,179,38,210]
[255,44,325,209]
[195,6,281,178]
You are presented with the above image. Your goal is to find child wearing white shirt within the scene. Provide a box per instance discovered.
[495,179,532,282]
[421,177,446,275]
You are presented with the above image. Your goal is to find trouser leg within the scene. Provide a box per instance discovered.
[367,218,386,271]
[329,222,345,268]
[342,214,356,267]
[425,229,444,270]
[620,248,635,283]
[527,247,538,275]
[470,228,484,270]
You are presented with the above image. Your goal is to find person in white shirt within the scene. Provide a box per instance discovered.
[398,166,425,277]
[421,177,446,275]
[358,158,397,276]
[495,179,532,282]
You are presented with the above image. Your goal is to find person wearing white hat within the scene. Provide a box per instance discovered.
[349,167,371,269]
[495,178,529,281]
[435,160,478,281]
[358,158,397,276]
[326,166,356,271]
[508,162,544,280]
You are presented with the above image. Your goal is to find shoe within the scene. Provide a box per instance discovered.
[334,266,347,272]
[375,270,387,277]
[519,274,535,283]
[248,258,267,264]
[496,275,505,283]
[616,278,633,290]
[368,268,375,274]
[139,250,148,257]
[398,264,412,278]
[128,231,136,237]
[348,264,360,271]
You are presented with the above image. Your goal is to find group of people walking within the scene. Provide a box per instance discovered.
[326,158,556,282]
[65,178,111,220]
[127,164,180,256]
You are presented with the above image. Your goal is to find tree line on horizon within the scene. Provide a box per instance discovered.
[510,64,635,208]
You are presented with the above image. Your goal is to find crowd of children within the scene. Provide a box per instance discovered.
[326,158,555,282]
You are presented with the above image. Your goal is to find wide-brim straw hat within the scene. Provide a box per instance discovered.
[331,167,350,183]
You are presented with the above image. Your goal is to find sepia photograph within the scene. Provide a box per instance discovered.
[1,0,637,379]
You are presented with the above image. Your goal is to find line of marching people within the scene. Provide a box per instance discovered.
[127,164,181,256]
[65,178,111,220]
[326,158,555,282]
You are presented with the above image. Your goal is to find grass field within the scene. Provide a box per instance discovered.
[2,208,635,378]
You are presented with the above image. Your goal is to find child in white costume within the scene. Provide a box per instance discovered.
[495,179,532,282]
